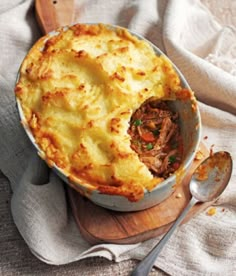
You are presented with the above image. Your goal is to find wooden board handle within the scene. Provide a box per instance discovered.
[35,0,75,34]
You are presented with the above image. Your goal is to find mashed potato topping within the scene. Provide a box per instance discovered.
[15,24,190,201]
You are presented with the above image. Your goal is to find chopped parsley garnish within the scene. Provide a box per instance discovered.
[146,143,153,150]
[134,119,142,126]
[153,129,160,136]
[169,155,176,163]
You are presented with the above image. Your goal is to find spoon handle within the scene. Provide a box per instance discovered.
[131,196,198,276]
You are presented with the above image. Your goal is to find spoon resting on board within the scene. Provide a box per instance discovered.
[131,151,233,276]
[35,0,75,34]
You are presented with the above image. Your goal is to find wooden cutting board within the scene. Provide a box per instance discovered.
[67,143,213,245]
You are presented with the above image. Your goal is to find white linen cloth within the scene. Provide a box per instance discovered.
[0,0,236,275]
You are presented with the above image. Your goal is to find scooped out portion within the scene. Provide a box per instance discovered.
[128,98,183,179]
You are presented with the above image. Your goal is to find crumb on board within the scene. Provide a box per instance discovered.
[195,150,204,161]
[206,207,217,216]
[175,193,182,198]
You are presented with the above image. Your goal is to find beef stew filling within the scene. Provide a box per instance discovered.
[128,98,183,178]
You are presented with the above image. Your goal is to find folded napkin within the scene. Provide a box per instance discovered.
[0,0,236,275]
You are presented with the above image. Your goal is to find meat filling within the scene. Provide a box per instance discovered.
[128,98,183,178]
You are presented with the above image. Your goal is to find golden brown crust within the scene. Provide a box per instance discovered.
[16,24,192,201]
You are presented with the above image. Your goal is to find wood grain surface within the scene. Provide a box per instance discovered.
[68,143,212,245]
[35,0,75,34]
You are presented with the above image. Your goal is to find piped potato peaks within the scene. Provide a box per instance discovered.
[15,24,192,201]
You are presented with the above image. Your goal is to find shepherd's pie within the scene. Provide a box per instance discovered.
[15,24,194,201]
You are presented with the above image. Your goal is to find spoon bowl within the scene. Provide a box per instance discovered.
[131,151,233,276]
[190,151,232,202]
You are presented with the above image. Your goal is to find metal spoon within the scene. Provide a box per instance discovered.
[131,151,233,276]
